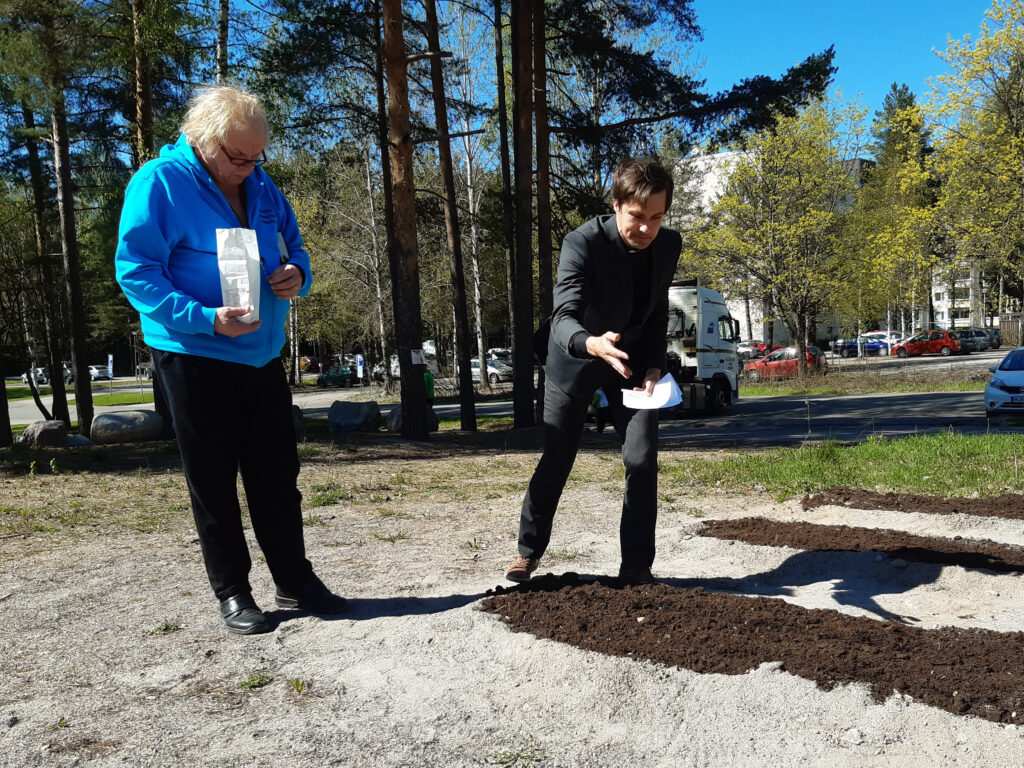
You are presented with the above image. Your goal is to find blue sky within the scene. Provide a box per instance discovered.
[689,0,995,116]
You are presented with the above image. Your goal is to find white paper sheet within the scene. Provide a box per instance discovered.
[217,228,261,324]
[621,373,683,410]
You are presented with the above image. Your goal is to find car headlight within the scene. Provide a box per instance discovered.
[988,377,1004,388]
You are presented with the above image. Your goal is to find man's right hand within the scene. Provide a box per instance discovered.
[585,331,632,379]
[214,306,261,337]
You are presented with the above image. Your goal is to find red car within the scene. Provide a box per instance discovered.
[744,346,827,380]
[892,331,962,358]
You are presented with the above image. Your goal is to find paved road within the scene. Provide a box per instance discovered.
[7,350,1023,445]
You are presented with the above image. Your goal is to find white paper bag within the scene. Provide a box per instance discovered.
[216,228,261,324]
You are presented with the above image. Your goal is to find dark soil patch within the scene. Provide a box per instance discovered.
[702,518,1024,574]
[803,488,1024,521]
[482,575,1024,723]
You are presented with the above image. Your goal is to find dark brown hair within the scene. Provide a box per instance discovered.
[610,157,674,212]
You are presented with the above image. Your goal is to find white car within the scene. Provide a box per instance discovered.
[984,347,1024,417]
[20,367,49,385]
[471,358,513,384]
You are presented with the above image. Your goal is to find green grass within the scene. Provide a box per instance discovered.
[662,432,1024,498]
[90,391,155,406]
[437,415,514,431]
[740,379,986,397]
[5,385,52,401]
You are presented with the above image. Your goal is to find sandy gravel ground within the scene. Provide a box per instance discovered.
[3,445,1024,767]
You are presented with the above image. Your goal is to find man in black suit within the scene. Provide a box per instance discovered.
[506,157,681,585]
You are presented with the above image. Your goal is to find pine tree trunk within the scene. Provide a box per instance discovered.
[382,0,428,440]
[22,102,71,426]
[50,82,94,437]
[216,0,229,83]
[533,0,551,422]
[131,0,154,165]
[493,0,515,349]
[510,0,534,428]
[424,0,475,430]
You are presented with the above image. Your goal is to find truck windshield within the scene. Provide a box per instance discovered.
[718,316,736,342]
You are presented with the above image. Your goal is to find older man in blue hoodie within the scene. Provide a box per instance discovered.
[116,84,346,634]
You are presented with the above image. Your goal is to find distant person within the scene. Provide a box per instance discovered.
[115,84,347,635]
[424,368,435,406]
[506,157,681,585]
[592,388,611,433]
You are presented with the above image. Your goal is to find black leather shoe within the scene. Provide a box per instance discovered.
[618,565,658,585]
[219,593,271,635]
[275,576,349,614]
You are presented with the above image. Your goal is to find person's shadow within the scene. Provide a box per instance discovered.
[265,591,488,627]
[662,550,947,624]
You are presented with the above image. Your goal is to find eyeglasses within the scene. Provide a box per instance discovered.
[219,144,267,167]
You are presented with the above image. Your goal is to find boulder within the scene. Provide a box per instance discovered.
[385,405,438,433]
[67,434,93,447]
[17,420,68,448]
[327,400,382,434]
[90,411,165,444]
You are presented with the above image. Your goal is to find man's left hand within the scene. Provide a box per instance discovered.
[267,263,303,299]
[633,368,662,396]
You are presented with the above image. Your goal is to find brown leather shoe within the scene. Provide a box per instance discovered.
[506,554,540,583]
[618,565,657,585]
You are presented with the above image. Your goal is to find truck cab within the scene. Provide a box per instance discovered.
[665,279,740,413]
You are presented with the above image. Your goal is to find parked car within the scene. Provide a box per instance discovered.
[316,365,359,388]
[984,347,1024,417]
[471,358,513,384]
[862,330,908,352]
[486,347,512,363]
[831,335,890,357]
[892,331,962,358]
[983,327,1003,349]
[950,329,986,354]
[20,367,49,385]
[743,346,827,381]
[737,339,780,360]
[964,328,991,351]
[88,364,112,381]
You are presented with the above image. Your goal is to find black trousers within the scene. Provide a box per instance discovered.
[152,350,313,601]
[518,376,659,568]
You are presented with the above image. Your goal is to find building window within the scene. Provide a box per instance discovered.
[953,288,971,302]
[934,292,943,303]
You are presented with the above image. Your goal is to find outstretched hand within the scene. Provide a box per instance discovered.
[586,331,631,379]
[214,306,261,337]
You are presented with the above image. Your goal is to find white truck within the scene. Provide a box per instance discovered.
[665,279,740,414]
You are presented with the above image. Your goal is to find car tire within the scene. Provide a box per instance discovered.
[879,347,889,356]
[940,346,952,356]
[489,373,499,384]
[897,348,908,359]
[747,370,760,382]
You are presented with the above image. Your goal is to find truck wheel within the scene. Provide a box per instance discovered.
[708,381,728,414]
[897,348,908,359]
[489,373,499,384]
[940,346,952,356]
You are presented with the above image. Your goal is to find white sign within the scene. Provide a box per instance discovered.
[107,353,114,379]
[356,354,364,379]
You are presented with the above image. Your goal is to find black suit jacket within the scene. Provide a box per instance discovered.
[543,214,681,399]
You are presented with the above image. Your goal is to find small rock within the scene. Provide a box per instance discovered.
[636,616,646,623]
[874,554,885,563]
[890,558,908,569]
[6,715,18,728]
[841,728,864,746]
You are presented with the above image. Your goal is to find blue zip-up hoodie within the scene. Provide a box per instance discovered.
[115,135,312,367]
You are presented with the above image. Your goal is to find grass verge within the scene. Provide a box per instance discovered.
[662,432,1024,498]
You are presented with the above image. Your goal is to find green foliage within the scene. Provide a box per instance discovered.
[238,673,273,690]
